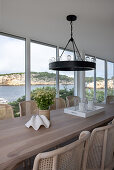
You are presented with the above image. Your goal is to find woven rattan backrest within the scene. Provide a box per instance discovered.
[106,96,114,104]
[19,100,39,116]
[50,98,66,110]
[86,123,114,170]
[66,96,80,107]
[0,104,14,120]
[33,132,90,170]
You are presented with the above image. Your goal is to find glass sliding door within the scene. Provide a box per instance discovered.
[31,41,56,98]
[0,34,25,117]
[59,49,74,100]
[107,61,114,96]
[96,58,105,103]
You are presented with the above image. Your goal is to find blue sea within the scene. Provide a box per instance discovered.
[0,84,73,102]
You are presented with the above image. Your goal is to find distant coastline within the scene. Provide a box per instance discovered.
[0,72,73,86]
[0,72,113,89]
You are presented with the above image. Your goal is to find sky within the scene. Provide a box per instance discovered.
[0,35,25,73]
[0,35,114,78]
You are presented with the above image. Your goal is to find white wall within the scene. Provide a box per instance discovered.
[1,0,114,62]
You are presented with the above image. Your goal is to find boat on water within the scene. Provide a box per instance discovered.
[0,98,8,104]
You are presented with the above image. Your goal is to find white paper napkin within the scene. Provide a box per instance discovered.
[25,115,50,131]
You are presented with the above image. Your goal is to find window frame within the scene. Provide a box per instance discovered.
[0,32,26,100]
[1,31,114,104]
[30,39,57,97]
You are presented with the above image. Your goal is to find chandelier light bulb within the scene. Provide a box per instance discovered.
[67,55,71,61]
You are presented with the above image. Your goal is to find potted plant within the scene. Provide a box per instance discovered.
[34,87,56,120]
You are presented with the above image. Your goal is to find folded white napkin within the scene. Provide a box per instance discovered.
[25,115,50,131]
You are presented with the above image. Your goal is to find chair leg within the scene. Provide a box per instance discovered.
[27,158,31,167]
[22,161,26,168]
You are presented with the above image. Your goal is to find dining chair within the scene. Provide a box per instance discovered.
[66,96,80,107]
[19,100,39,116]
[106,96,114,104]
[0,104,14,120]
[50,98,66,110]
[19,100,39,168]
[33,131,90,170]
[84,123,114,170]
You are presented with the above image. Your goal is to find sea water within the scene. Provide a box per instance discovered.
[0,84,73,102]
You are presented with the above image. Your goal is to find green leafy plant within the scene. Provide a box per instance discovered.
[34,87,56,110]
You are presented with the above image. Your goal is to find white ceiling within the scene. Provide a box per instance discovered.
[0,0,114,61]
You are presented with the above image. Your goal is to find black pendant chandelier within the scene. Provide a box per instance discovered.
[49,15,96,71]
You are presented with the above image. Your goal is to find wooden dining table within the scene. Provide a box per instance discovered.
[0,103,114,170]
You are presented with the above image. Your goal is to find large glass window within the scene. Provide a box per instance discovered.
[59,49,74,99]
[0,34,25,117]
[96,58,105,103]
[107,61,114,96]
[85,55,94,100]
[31,41,56,98]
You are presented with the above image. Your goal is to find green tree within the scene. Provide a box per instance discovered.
[96,90,104,103]
[85,89,94,100]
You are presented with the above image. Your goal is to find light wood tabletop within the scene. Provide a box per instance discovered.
[0,104,114,170]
